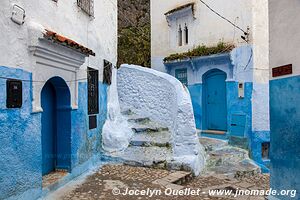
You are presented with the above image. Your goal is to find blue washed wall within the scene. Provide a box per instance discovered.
[270,75,300,200]
[250,131,270,173]
[164,46,270,172]
[0,66,108,200]
[0,66,42,200]
[187,84,202,129]
[227,81,253,138]
[188,81,253,135]
[71,82,107,167]
[166,53,234,131]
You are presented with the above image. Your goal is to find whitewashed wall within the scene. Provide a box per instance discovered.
[0,0,117,111]
[151,0,253,72]
[118,64,206,175]
[269,0,300,78]
[251,0,270,131]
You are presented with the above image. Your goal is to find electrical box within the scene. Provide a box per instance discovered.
[6,79,22,108]
[11,4,26,25]
[238,82,245,98]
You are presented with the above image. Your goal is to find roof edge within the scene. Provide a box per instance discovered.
[164,2,195,16]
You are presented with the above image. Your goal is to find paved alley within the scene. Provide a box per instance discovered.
[47,137,269,200]
[55,164,269,200]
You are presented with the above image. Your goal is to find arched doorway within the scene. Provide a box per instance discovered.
[41,77,71,175]
[203,69,227,131]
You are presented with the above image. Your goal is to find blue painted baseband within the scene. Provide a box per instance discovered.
[188,82,253,136]
[0,66,41,200]
[189,79,270,173]
[0,66,110,200]
[255,161,270,174]
[270,75,300,200]
[187,84,202,128]
[250,131,270,172]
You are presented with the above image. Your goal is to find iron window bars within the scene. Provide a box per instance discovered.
[103,60,112,85]
[77,0,94,16]
[88,67,99,115]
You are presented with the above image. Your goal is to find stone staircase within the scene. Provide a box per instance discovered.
[109,110,173,169]
[200,137,261,178]
[107,110,260,179]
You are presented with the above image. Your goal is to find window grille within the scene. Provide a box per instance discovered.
[175,68,188,86]
[88,67,99,115]
[103,60,112,85]
[77,0,94,16]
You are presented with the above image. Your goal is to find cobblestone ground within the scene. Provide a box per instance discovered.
[61,164,270,200]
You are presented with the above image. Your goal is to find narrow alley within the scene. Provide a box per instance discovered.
[0,0,299,200]
[46,137,269,200]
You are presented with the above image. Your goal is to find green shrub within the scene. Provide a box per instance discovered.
[118,24,151,67]
[163,42,235,62]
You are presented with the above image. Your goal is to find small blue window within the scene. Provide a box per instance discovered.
[175,68,188,86]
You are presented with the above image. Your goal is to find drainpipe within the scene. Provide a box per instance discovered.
[189,57,196,71]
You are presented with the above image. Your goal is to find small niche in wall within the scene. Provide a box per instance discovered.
[262,142,270,160]
[89,115,97,130]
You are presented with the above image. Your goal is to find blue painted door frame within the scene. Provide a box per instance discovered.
[203,69,227,131]
[41,77,71,176]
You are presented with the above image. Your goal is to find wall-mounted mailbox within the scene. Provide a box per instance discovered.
[238,82,244,98]
[6,79,22,108]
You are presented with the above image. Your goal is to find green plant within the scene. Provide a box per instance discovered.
[118,24,151,67]
[163,42,235,62]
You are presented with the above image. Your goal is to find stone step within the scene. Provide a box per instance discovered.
[130,131,171,147]
[198,129,228,140]
[121,108,135,116]
[110,146,172,169]
[234,159,261,178]
[206,157,260,179]
[131,122,169,133]
[228,136,249,150]
[127,116,151,124]
[206,147,249,168]
[199,137,228,152]
[202,130,227,135]
[152,171,193,188]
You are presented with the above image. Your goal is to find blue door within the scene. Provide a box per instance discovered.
[41,82,57,175]
[41,77,71,175]
[203,70,227,131]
